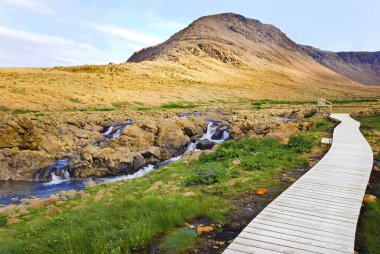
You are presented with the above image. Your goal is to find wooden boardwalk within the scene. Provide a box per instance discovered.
[223,114,373,254]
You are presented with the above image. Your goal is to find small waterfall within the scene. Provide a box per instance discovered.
[102,119,133,140]
[187,121,230,151]
[38,159,71,186]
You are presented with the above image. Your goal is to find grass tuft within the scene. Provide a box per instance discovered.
[159,228,197,254]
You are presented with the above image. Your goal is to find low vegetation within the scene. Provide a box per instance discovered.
[159,101,198,109]
[0,117,334,253]
[356,115,380,254]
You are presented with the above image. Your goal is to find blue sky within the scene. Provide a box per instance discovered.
[0,0,379,67]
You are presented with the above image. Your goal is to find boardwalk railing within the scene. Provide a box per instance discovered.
[317,98,333,113]
[223,114,373,254]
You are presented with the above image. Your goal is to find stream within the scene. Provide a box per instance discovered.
[0,119,229,205]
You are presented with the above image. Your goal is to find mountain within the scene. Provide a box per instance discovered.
[128,13,380,89]
[300,46,380,86]
[0,13,379,112]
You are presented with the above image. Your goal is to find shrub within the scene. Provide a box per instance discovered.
[0,214,7,227]
[287,134,314,153]
[68,98,80,103]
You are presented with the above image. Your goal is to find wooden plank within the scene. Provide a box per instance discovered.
[223,114,372,254]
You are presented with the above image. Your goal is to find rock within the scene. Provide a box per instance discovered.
[363,194,377,203]
[138,119,158,134]
[0,115,41,150]
[256,188,268,195]
[183,192,196,197]
[177,118,203,138]
[27,195,59,209]
[146,181,163,192]
[196,139,215,150]
[229,125,243,139]
[185,223,195,229]
[6,217,21,225]
[239,121,255,133]
[232,159,241,165]
[86,180,97,187]
[0,149,54,181]
[212,126,228,140]
[45,206,62,217]
[111,125,155,149]
[155,119,190,155]
[265,132,288,143]
[197,225,213,234]
[254,122,276,135]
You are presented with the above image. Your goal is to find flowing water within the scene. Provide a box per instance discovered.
[0,120,229,205]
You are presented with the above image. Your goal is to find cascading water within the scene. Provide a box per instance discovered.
[102,119,133,140]
[1,119,230,205]
[187,121,230,151]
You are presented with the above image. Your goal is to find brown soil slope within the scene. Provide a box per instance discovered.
[301,46,380,86]
[0,13,379,111]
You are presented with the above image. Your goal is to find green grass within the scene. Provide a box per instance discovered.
[159,101,198,109]
[91,108,115,112]
[355,115,380,253]
[136,107,152,111]
[34,113,45,117]
[0,117,333,253]
[158,228,197,254]
[331,98,378,104]
[68,98,80,103]
[11,109,38,115]
[360,116,380,131]
[10,87,26,94]
[111,101,130,108]
[0,105,10,112]
[0,214,7,227]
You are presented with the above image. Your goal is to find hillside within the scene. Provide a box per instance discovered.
[0,13,379,112]
[301,46,380,86]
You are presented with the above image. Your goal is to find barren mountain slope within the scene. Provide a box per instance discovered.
[0,13,378,112]
[301,46,380,86]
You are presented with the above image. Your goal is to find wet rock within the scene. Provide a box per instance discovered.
[196,139,215,150]
[0,149,54,181]
[212,125,229,140]
[45,206,62,217]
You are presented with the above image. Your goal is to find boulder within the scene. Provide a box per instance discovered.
[229,125,243,140]
[6,217,21,225]
[211,125,229,140]
[0,149,54,181]
[363,194,377,203]
[177,118,203,138]
[0,115,42,150]
[196,139,216,150]
[45,206,62,217]
[155,119,190,155]
[109,125,155,149]
[254,122,276,135]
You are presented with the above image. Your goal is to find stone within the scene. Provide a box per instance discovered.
[232,159,241,165]
[146,181,163,192]
[183,192,196,197]
[155,119,190,154]
[195,139,215,150]
[363,194,377,203]
[6,217,21,225]
[45,206,62,217]
[197,225,213,234]
[256,188,268,195]
[212,126,228,140]
[86,180,97,187]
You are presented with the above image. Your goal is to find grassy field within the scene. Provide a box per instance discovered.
[356,115,380,254]
[0,117,334,254]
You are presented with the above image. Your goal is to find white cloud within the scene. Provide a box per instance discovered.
[0,25,104,67]
[91,24,163,46]
[1,0,55,16]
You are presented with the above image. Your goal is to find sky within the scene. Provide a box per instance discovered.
[0,0,379,67]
